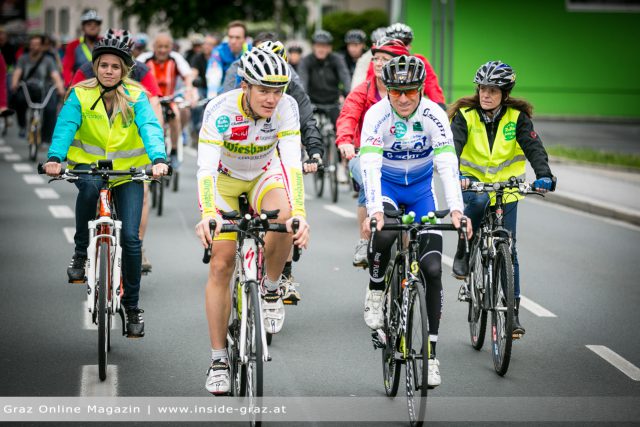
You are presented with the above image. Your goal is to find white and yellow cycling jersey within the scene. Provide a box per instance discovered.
[196,88,305,222]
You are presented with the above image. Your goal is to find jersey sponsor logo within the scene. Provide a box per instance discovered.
[230,125,249,140]
[235,115,244,122]
[394,122,407,138]
[390,136,428,152]
[373,112,391,133]
[384,149,432,161]
[223,140,276,155]
[365,136,383,147]
[216,115,230,132]
[82,111,103,120]
[423,108,447,138]
[503,121,516,141]
[413,122,423,131]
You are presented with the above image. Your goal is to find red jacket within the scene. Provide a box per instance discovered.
[365,53,445,104]
[336,76,380,149]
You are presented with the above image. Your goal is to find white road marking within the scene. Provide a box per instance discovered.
[586,345,640,381]
[80,365,118,396]
[0,137,5,145]
[184,146,197,157]
[48,205,75,218]
[34,188,60,199]
[63,227,75,244]
[443,254,557,317]
[4,153,21,161]
[324,204,357,219]
[519,295,557,317]
[0,145,13,153]
[22,174,45,184]
[12,163,32,172]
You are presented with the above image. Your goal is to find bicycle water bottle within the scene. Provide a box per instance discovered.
[402,211,416,224]
[421,211,437,224]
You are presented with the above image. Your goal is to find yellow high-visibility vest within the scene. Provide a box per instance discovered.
[459,107,525,204]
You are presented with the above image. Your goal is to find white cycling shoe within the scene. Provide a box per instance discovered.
[427,358,441,388]
[205,360,230,395]
[261,286,285,334]
[364,288,385,330]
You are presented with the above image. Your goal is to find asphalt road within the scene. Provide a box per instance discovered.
[1,126,639,426]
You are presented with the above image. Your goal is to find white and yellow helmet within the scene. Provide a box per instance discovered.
[239,46,290,88]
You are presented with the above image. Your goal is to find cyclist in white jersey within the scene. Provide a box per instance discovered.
[194,47,309,394]
[360,55,471,387]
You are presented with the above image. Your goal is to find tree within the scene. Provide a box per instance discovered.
[322,9,388,50]
[113,0,307,37]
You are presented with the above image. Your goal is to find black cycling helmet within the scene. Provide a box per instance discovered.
[312,30,333,45]
[386,23,413,45]
[81,9,102,24]
[92,29,135,67]
[474,60,516,91]
[287,44,303,54]
[344,29,366,44]
[382,55,425,87]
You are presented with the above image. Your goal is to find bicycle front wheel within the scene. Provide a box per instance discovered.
[382,262,401,397]
[468,242,487,350]
[327,136,339,203]
[405,281,429,427]
[491,242,515,376]
[97,241,110,381]
[27,117,39,162]
[245,281,264,425]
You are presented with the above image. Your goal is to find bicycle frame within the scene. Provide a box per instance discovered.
[86,189,123,317]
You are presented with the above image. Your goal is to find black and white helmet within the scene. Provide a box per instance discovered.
[370,27,388,44]
[344,29,366,44]
[386,23,413,45]
[473,60,516,91]
[92,29,134,67]
[81,9,102,24]
[312,30,333,44]
[382,55,425,87]
[239,47,291,88]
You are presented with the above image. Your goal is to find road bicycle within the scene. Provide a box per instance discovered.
[38,160,170,381]
[461,176,552,376]
[312,105,348,203]
[203,194,300,425]
[19,82,56,162]
[370,209,467,427]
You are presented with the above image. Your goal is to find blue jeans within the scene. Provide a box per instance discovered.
[463,191,521,298]
[348,156,365,206]
[74,166,144,308]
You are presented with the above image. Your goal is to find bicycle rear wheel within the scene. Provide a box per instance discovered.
[27,116,39,162]
[327,133,339,203]
[245,280,263,426]
[405,281,429,427]
[491,242,515,376]
[382,261,401,397]
[97,241,110,381]
[313,158,325,198]
[157,177,165,216]
[468,242,487,350]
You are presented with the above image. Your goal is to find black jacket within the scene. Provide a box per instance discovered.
[298,53,351,105]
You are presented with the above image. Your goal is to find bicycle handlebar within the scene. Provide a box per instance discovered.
[19,82,57,110]
[202,215,299,264]
[37,162,172,182]
[464,177,554,196]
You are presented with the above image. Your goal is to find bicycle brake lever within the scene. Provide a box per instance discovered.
[292,218,301,262]
[203,220,215,264]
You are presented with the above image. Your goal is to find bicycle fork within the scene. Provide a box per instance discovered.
[86,217,123,317]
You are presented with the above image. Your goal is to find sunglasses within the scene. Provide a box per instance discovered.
[388,86,422,98]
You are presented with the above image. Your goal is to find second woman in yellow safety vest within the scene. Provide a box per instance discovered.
[448,60,556,337]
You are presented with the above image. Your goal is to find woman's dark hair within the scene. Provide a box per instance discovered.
[447,90,533,120]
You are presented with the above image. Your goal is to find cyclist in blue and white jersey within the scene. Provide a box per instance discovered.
[360,55,471,387]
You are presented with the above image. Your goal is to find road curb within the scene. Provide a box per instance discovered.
[543,192,640,226]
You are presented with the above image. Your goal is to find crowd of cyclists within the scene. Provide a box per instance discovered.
[1,10,557,395]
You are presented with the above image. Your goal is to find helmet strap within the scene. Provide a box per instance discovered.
[90,80,123,111]
[242,86,260,120]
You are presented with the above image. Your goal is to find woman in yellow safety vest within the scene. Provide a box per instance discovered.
[43,30,168,338]
[448,60,556,337]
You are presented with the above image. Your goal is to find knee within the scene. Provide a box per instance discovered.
[121,228,141,250]
[421,257,442,281]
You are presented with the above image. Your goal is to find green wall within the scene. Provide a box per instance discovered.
[406,0,640,119]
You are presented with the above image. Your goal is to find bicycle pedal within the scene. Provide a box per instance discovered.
[512,332,524,340]
[68,279,87,284]
[282,299,298,305]
[371,330,386,349]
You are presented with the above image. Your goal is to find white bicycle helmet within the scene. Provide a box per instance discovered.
[81,10,102,24]
[256,40,288,62]
[239,47,291,87]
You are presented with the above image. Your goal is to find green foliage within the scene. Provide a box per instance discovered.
[547,145,640,170]
[322,9,388,50]
[112,0,307,37]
